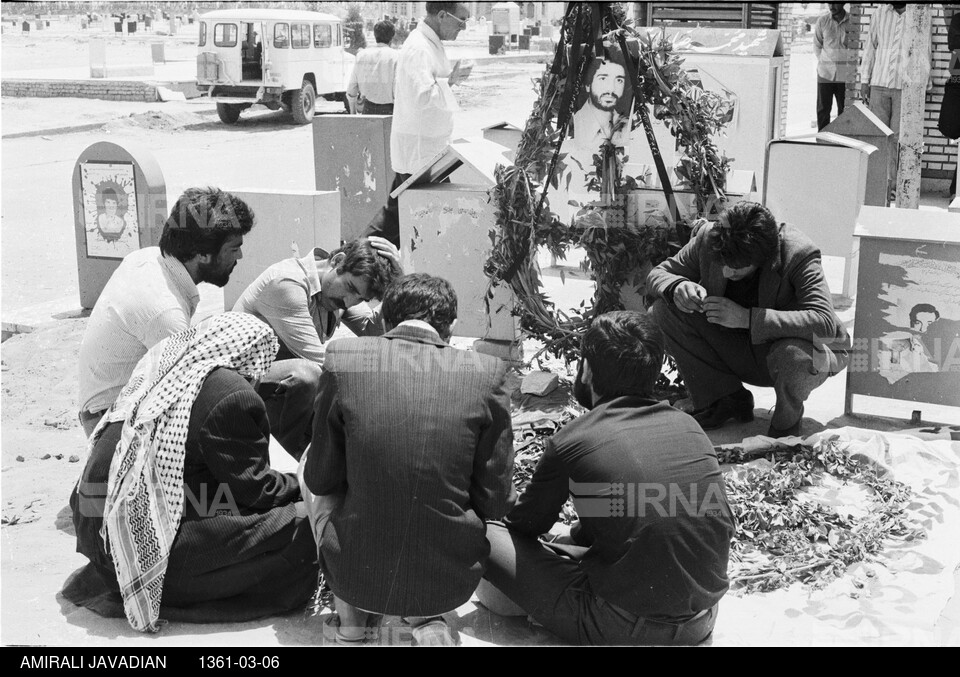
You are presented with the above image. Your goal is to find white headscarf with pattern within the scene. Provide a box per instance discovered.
[90,312,278,632]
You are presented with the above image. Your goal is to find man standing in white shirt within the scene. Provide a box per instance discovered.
[859,3,933,199]
[362,2,471,247]
[814,3,856,130]
[346,21,399,115]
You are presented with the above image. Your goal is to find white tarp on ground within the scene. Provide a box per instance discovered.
[711,427,960,646]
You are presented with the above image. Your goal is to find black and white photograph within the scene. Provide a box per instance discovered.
[2,1,959,654]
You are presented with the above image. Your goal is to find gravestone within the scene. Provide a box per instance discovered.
[73,142,167,309]
[846,206,960,421]
[313,115,393,244]
[765,133,876,297]
[89,39,106,77]
[823,102,895,208]
[21,21,29,33]
[151,42,165,64]
[394,140,519,351]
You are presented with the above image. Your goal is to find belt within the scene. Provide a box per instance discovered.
[601,598,713,640]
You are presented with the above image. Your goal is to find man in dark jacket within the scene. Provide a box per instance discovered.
[303,273,515,646]
[478,311,735,645]
[646,201,850,437]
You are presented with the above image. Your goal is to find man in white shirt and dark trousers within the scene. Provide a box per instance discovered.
[361,2,471,247]
[346,21,398,115]
[814,3,856,131]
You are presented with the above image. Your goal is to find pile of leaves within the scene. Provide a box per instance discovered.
[512,414,578,493]
[720,436,926,594]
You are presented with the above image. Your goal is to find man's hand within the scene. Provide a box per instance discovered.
[366,236,403,272]
[860,81,871,103]
[448,59,472,86]
[703,296,750,329]
[674,281,707,314]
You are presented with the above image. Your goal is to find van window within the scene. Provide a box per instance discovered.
[292,23,310,48]
[274,23,289,48]
[199,21,206,46]
[314,23,332,48]
[214,23,238,47]
[336,24,342,46]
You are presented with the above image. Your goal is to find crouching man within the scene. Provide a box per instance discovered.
[302,273,515,646]
[646,202,850,437]
[478,311,735,645]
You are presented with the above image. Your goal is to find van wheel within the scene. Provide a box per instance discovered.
[291,80,316,125]
[216,102,243,124]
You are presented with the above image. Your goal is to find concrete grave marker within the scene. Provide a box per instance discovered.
[313,115,393,244]
[823,102,895,208]
[846,206,960,421]
[764,133,877,297]
[73,142,167,309]
[394,140,519,348]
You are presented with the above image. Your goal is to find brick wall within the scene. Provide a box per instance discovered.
[0,79,159,102]
[847,3,958,183]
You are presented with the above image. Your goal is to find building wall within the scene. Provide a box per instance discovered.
[848,3,958,183]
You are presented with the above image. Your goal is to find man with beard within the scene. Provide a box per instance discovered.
[570,55,629,160]
[78,187,254,437]
[232,237,402,456]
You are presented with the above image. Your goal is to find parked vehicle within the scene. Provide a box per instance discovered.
[196,9,354,124]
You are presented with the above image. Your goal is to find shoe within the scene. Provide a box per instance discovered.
[693,389,755,430]
[766,407,803,438]
[323,613,382,646]
[408,618,459,647]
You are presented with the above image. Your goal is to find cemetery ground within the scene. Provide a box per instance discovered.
[2,21,959,647]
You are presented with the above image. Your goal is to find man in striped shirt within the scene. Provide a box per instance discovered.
[859,3,933,199]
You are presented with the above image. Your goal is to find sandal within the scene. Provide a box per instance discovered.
[322,613,382,646]
[408,618,459,647]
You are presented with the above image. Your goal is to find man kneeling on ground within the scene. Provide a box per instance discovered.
[302,273,515,646]
[646,202,850,437]
[477,311,735,646]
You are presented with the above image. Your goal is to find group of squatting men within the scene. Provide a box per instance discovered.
[72,184,850,645]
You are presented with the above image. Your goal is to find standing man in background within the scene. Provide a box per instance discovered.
[814,3,856,130]
[859,3,933,199]
[362,2,472,247]
[346,20,398,115]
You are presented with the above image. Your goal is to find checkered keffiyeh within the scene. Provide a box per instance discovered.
[91,312,278,632]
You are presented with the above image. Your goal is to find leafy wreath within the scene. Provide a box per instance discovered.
[484,2,734,367]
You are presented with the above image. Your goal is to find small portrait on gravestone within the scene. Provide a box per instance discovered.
[80,162,139,258]
[874,254,960,386]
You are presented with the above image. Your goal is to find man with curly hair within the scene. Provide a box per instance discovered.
[646,202,850,437]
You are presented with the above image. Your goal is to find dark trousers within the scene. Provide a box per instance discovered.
[361,172,410,248]
[650,299,844,429]
[817,81,846,131]
[479,522,718,646]
[359,101,393,115]
[255,358,323,460]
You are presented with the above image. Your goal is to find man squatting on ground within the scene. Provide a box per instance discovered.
[646,201,851,437]
[232,237,403,456]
